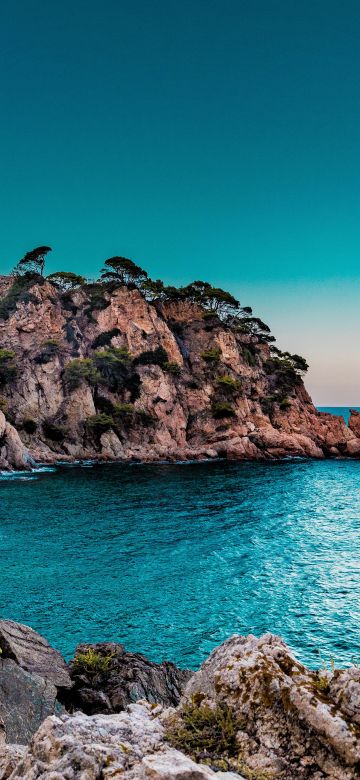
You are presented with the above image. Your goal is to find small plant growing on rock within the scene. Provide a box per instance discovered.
[134,346,168,367]
[212,402,236,419]
[279,397,291,410]
[73,647,114,676]
[0,349,17,386]
[163,361,181,375]
[94,347,132,391]
[83,282,111,320]
[201,348,221,362]
[314,674,330,694]
[216,375,241,392]
[242,346,256,367]
[35,338,60,365]
[86,413,114,434]
[63,358,101,389]
[136,408,156,426]
[43,420,67,441]
[260,395,278,415]
[165,700,241,771]
[114,402,134,418]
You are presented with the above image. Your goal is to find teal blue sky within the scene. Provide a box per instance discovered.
[2,1,360,403]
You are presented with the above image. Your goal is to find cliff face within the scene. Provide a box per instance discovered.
[0,275,359,470]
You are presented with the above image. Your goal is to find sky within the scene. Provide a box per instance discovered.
[1,0,360,404]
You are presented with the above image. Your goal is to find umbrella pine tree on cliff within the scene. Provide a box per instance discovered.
[100,256,148,286]
[15,246,52,277]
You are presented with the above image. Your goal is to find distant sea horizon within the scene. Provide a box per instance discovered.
[317,406,360,424]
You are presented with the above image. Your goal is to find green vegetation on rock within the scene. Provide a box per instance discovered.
[0,349,17,385]
[63,358,101,389]
[212,401,236,419]
[201,347,221,362]
[73,647,114,676]
[216,375,241,392]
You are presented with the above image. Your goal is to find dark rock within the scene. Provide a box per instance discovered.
[0,621,71,690]
[65,641,192,715]
[0,659,62,744]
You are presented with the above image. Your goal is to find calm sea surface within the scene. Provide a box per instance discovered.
[1,445,360,669]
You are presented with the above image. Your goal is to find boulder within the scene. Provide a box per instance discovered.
[0,620,71,689]
[0,744,26,780]
[348,409,360,438]
[1,703,243,779]
[182,633,360,779]
[0,659,60,744]
[65,641,192,714]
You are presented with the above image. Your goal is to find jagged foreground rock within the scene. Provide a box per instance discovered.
[0,622,360,778]
[0,274,360,469]
[65,641,192,714]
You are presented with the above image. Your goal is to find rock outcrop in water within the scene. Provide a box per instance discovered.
[0,621,360,779]
[0,265,359,470]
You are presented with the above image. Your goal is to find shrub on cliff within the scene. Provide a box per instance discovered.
[35,339,60,365]
[0,348,17,385]
[163,361,181,375]
[86,413,114,434]
[83,283,110,320]
[73,647,114,676]
[43,420,67,441]
[242,346,256,367]
[63,358,101,390]
[260,394,278,415]
[166,700,240,770]
[216,375,241,392]
[201,347,221,362]
[212,401,236,419]
[279,397,292,410]
[94,347,132,391]
[134,346,168,367]
[265,347,309,393]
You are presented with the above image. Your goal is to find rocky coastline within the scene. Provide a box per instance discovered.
[0,261,360,471]
[0,620,359,779]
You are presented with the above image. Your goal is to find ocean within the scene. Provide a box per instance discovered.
[0,457,359,669]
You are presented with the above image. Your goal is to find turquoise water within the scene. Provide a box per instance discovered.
[317,406,360,423]
[1,459,360,669]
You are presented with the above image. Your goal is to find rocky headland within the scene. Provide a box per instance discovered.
[0,620,359,779]
[0,248,359,470]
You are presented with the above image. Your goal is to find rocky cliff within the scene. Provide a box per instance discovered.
[0,620,360,779]
[0,269,359,470]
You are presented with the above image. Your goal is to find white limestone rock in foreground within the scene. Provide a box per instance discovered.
[2,702,243,779]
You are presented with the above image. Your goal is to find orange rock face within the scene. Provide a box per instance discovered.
[0,278,358,470]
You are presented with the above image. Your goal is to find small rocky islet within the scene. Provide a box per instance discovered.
[1,246,360,471]
[0,619,359,779]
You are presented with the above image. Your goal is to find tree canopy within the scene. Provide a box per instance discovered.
[100,257,148,286]
[15,246,52,277]
[47,271,86,290]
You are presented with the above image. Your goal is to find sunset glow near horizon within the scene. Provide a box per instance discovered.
[1,1,360,405]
